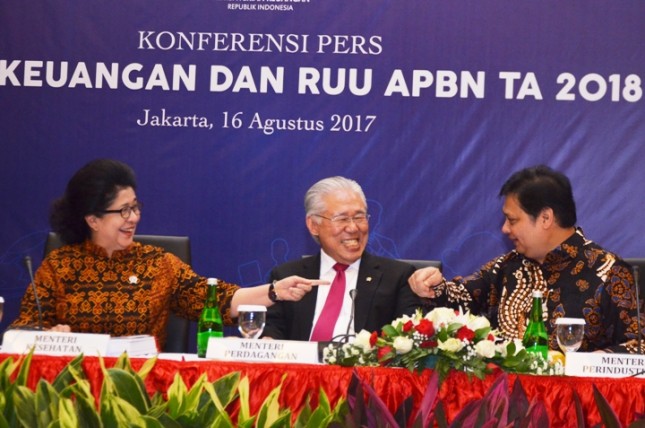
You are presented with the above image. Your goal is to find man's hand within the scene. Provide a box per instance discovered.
[408,267,444,298]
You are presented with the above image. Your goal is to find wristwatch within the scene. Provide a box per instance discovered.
[268,280,280,302]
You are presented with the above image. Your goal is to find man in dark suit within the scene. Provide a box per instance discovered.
[262,176,422,341]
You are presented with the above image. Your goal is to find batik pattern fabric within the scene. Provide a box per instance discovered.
[10,240,239,349]
[430,229,643,353]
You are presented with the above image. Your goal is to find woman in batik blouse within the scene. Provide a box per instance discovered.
[9,159,321,349]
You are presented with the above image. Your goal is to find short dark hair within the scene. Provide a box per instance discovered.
[50,159,137,244]
[499,165,577,228]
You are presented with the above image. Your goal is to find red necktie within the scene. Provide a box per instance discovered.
[310,263,349,341]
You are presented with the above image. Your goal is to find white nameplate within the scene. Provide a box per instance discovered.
[565,352,645,378]
[205,338,319,364]
[2,330,110,357]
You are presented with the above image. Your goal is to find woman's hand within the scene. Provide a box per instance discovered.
[274,276,329,301]
[48,324,71,332]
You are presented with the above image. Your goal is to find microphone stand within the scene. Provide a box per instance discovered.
[24,256,44,331]
[318,289,358,360]
[633,266,642,354]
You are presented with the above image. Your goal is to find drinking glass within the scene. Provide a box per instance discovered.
[238,305,266,339]
[0,296,4,323]
[555,318,585,353]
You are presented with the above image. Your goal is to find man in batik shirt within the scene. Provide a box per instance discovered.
[409,165,644,353]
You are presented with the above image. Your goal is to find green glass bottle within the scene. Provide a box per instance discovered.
[197,278,224,358]
[522,290,549,359]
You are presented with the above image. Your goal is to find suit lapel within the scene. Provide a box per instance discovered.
[353,253,382,332]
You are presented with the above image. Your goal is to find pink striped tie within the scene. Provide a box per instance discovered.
[310,263,349,341]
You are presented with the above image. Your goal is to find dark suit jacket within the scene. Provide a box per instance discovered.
[263,252,422,340]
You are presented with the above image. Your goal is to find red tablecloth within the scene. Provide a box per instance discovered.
[2,353,644,427]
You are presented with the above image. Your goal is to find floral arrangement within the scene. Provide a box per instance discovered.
[323,307,561,380]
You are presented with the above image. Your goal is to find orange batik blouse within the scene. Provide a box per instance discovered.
[10,240,239,349]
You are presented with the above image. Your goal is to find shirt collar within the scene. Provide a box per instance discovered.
[319,249,361,273]
[543,227,586,266]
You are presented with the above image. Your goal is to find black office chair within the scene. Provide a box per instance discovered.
[399,259,442,271]
[44,232,192,353]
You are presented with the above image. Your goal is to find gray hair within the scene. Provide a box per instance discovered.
[304,176,367,219]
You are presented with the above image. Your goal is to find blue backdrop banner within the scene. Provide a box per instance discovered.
[1,1,644,332]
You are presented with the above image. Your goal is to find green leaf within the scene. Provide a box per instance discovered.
[105,368,151,414]
[237,376,251,422]
[57,396,79,428]
[255,374,292,428]
[381,324,398,338]
[12,385,37,428]
[14,349,35,387]
[211,371,241,408]
[59,364,93,402]
[52,353,84,393]
[202,380,234,427]
[255,382,284,427]
[71,387,102,428]
[293,395,313,428]
[152,413,183,428]
[136,356,158,381]
[182,372,207,414]
[35,380,60,426]
[0,356,21,393]
[0,413,10,428]
[165,373,188,418]
[113,352,133,371]
[100,393,148,427]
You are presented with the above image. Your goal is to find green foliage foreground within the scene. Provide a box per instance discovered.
[0,352,643,428]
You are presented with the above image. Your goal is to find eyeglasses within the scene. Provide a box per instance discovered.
[313,213,370,227]
[101,203,142,219]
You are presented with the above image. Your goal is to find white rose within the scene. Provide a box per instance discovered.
[393,336,414,354]
[474,340,496,358]
[322,347,333,359]
[467,315,490,331]
[426,307,457,327]
[438,338,464,353]
[354,330,374,352]
[391,314,412,328]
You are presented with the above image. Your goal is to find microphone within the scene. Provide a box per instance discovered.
[328,289,359,344]
[633,265,643,354]
[319,289,359,361]
[23,256,44,331]
[344,289,358,341]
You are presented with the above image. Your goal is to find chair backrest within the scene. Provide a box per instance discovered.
[399,259,442,272]
[624,258,645,303]
[44,232,192,353]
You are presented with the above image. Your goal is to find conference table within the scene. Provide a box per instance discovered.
[1,352,644,427]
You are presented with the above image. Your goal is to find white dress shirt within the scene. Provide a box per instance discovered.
[309,250,360,341]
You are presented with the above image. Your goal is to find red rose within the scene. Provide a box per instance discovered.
[403,320,414,332]
[377,345,394,364]
[369,331,378,347]
[415,319,435,337]
[487,333,495,341]
[456,326,475,342]
[420,340,437,349]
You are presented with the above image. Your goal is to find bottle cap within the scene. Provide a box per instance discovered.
[207,278,218,285]
[238,305,267,312]
[532,290,543,298]
[555,317,585,325]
